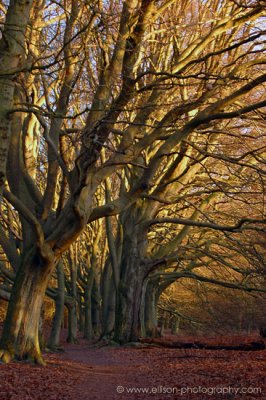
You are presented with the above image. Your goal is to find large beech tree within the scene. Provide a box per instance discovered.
[0,0,35,191]
[0,0,265,363]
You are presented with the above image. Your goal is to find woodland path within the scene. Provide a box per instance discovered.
[0,334,265,400]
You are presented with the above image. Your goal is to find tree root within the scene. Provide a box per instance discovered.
[31,354,46,366]
[26,350,47,366]
[45,345,65,353]
[121,341,154,348]
[0,347,46,365]
[66,337,79,344]
[0,349,12,364]
[89,337,120,348]
[140,338,265,351]
[13,351,46,366]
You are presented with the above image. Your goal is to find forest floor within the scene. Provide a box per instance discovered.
[0,332,265,400]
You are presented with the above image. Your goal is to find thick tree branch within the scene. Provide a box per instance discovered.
[147,217,266,232]
[3,188,44,248]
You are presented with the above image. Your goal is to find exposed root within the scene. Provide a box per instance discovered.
[66,337,79,344]
[140,338,266,351]
[89,338,120,348]
[45,345,65,353]
[33,354,46,366]
[0,349,12,364]
[14,351,46,366]
[26,349,47,366]
[121,341,154,348]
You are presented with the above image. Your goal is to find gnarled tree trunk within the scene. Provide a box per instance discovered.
[0,247,55,364]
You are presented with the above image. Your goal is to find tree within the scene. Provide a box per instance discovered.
[0,0,34,193]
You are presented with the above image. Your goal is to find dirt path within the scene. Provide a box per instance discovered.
[59,337,266,400]
[0,335,265,400]
[59,342,141,400]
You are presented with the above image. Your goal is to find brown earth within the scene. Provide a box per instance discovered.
[0,333,265,400]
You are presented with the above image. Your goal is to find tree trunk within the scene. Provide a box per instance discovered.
[144,279,159,338]
[113,201,151,344]
[171,318,180,335]
[77,292,84,332]
[0,248,55,364]
[114,226,147,343]
[84,294,93,340]
[0,0,34,192]
[101,260,116,337]
[66,249,78,343]
[92,276,101,336]
[48,261,65,350]
[38,306,46,351]
[114,266,145,343]
[83,268,94,340]
[66,303,78,343]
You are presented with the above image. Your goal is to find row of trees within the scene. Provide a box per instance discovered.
[0,0,265,364]
[158,279,266,335]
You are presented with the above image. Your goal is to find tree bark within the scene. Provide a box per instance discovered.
[0,0,34,192]
[66,248,78,343]
[66,303,78,343]
[114,219,147,343]
[83,267,94,340]
[114,265,145,343]
[101,260,116,337]
[0,247,55,364]
[91,276,101,337]
[144,279,159,338]
[48,261,65,350]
